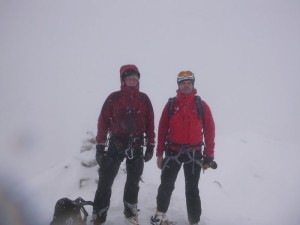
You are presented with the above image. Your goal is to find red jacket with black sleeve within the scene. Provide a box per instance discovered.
[96,85,155,146]
[156,89,215,158]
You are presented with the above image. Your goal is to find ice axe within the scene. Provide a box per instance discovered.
[198,160,218,171]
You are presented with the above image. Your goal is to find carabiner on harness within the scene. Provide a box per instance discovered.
[125,139,134,159]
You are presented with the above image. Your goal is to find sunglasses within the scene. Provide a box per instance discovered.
[122,70,139,78]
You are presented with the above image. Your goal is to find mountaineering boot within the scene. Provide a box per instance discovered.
[124,202,139,225]
[92,215,104,225]
[92,209,107,225]
[150,210,177,225]
[93,221,104,225]
[124,215,139,225]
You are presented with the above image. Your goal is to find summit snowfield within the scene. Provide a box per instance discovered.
[1,0,300,225]
[6,131,300,225]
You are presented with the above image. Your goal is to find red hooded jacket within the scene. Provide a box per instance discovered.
[156,89,215,158]
[96,83,155,146]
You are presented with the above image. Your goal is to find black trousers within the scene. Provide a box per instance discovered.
[156,154,202,224]
[93,146,144,222]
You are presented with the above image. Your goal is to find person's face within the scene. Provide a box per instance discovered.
[124,75,139,87]
[179,80,194,95]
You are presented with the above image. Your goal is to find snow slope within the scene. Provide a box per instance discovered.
[3,131,298,225]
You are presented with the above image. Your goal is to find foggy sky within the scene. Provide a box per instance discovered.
[1,0,300,168]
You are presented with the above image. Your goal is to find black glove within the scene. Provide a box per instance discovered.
[202,155,214,170]
[143,145,154,162]
[96,144,106,165]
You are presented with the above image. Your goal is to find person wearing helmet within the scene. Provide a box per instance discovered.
[93,64,155,225]
[150,71,215,225]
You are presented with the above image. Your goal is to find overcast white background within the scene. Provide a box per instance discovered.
[0,0,300,224]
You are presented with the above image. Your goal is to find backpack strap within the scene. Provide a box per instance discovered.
[194,95,204,121]
[167,97,176,118]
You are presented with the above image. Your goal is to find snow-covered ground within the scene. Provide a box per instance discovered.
[1,0,300,225]
[2,131,300,225]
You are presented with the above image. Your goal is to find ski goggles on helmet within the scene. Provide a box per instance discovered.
[177,71,195,84]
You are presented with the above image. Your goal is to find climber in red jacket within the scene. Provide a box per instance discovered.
[93,64,155,225]
[150,71,215,225]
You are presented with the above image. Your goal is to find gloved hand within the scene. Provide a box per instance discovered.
[96,144,106,166]
[202,155,214,170]
[143,145,154,162]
